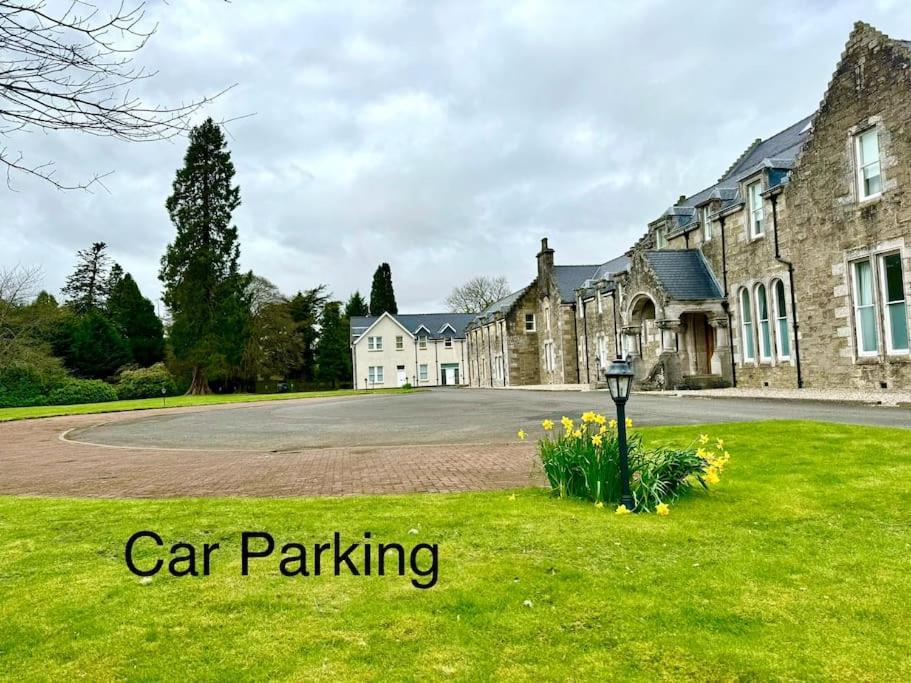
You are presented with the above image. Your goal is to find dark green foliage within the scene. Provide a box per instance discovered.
[287,286,328,382]
[55,309,132,379]
[344,291,369,318]
[107,273,165,366]
[62,242,113,313]
[0,357,66,407]
[159,118,251,394]
[315,301,350,388]
[47,378,117,405]
[116,363,178,399]
[369,263,397,315]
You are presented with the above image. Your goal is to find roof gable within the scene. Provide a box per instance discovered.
[645,250,723,301]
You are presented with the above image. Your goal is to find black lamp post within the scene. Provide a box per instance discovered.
[604,356,635,511]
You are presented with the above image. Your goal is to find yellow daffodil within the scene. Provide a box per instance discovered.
[517,430,527,441]
[656,502,670,517]
[599,425,608,434]
[615,505,631,515]
[581,411,596,423]
[594,413,607,426]
[591,434,603,446]
[541,419,554,431]
[696,447,708,458]
[608,419,617,430]
[715,438,725,450]
[572,429,582,439]
[699,433,709,445]
[594,501,604,509]
[705,467,720,485]
[561,416,574,430]
[625,417,633,429]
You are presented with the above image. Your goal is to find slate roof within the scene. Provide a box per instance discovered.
[645,250,723,301]
[350,312,475,342]
[593,254,630,280]
[553,264,600,303]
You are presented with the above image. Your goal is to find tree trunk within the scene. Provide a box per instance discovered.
[186,365,212,395]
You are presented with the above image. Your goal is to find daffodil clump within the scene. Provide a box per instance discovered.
[527,413,730,514]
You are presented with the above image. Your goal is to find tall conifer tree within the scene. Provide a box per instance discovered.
[369,263,397,315]
[160,118,251,394]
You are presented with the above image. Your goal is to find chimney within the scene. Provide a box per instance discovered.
[537,237,555,289]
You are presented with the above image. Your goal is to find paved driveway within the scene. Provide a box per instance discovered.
[2,388,909,498]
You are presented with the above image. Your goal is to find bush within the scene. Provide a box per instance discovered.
[116,363,179,400]
[0,353,68,407]
[47,378,118,406]
[401,382,413,390]
[529,412,730,513]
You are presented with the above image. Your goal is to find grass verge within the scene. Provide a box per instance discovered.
[0,387,413,422]
[1,421,909,679]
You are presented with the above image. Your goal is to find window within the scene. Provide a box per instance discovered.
[856,128,882,200]
[747,181,764,237]
[702,206,713,241]
[597,292,603,314]
[395,335,404,351]
[773,280,790,360]
[444,337,453,349]
[740,288,755,361]
[880,253,909,353]
[655,227,668,249]
[419,364,428,381]
[367,336,382,351]
[756,284,772,361]
[543,341,554,371]
[544,303,551,332]
[852,260,878,355]
[524,313,536,332]
[419,336,428,350]
[368,366,384,383]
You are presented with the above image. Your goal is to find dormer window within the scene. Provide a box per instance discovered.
[444,337,453,349]
[419,336,428,350]
[855,128,882,200]
[702,206,713,241]
[655,226,668,249]
[747,181,764,238]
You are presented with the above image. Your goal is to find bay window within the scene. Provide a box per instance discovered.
[740,288,755,362]
[756,284,772,361]
[773,280,790,360]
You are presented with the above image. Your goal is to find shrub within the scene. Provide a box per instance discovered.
[0,353,67,407]
[529,412,730,513]
[402,382,413,390]
[47,378,118,406]
[116,363,179,400]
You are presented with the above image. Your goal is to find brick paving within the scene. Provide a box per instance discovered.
[0,404,543,498]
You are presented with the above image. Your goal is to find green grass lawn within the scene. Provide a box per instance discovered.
[1,421,910,680]
[0,387,412,422]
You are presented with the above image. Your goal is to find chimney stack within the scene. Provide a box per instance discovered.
[537,237,555,290]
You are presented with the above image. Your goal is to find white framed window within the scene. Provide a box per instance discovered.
[444,337,453,349]
[756,284,772,361]
[773,279,790,360]
[747,181,764,238]
[855,128,882,200]
[367,336,382,351]
[395,335,404,351]
[524,313,535,332]
[419,336,428,350]
[368,366,384,383]
[879,252,909,354]
[419,364,428,381]
[852,259,878,356]
[655,227,668,249]
[543,341,555,371]
[702,206,713,241]
[740,288,755,362]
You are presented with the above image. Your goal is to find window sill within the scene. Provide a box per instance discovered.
[749,233,765,243]
[857,193,882,206]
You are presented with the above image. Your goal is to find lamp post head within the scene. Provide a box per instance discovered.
[604,356,634,403]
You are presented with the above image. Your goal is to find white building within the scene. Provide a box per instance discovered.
[350,312,475,389]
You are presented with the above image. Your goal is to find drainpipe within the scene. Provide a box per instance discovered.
[719,214,737,387]
[414,336,419,386]
[571,302,581,383]
[770,192,803,389]
[486,323,493,386]
[611,288,619,357]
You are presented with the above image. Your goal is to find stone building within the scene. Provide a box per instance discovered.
[467,22,911,392]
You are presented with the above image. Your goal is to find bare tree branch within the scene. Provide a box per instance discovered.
[445,276,511,314]
[0,0,233,189]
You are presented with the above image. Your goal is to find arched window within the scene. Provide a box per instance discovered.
[773,280,790,360]
[740,288,755,362]
[756,284,772,361]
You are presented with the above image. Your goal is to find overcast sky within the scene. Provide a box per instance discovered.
[4,0,911,312]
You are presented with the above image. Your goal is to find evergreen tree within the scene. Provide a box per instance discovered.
[369,263,397,315]
[315,301,350,388]
[62,242,113,313]
[55,308,131,378]
[344,291,369,318]
[159,118,251,394]
[287,285,328,382]
[107,273,165,367]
